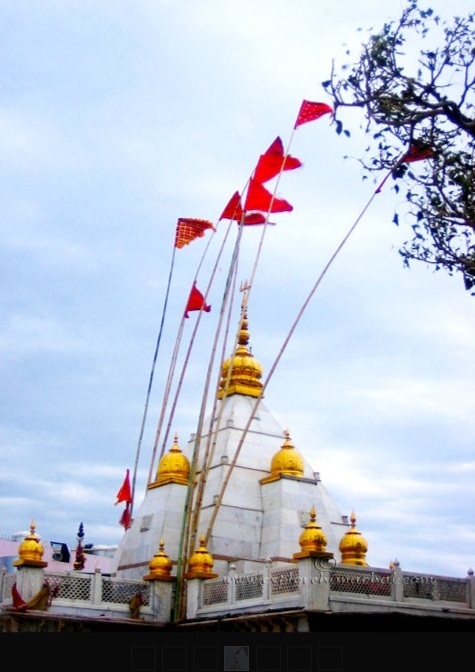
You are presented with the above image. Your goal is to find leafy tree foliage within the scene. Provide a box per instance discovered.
[322,0,475,293]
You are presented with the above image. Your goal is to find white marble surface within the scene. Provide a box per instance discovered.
[113,391,349,579]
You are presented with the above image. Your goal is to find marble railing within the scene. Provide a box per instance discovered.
[195,563,475,617]
[1,563,474,623]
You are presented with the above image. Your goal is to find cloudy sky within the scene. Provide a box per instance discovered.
[1,0,474,580]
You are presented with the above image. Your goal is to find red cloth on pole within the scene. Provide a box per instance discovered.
[184,283,211,318]
[119,502,132,529]
[402,143,436,163]
[253,136,302,183]
[244,179,293,213]
[294,100,333,128]
[174,218,215,249]
[115,469,132,505]
[219,191,243,221]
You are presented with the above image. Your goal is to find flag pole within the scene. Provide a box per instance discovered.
[146,218,219,488]
[175,186,265,623]
[172,218,243,622]
[204,170,382,545]
[130,244,177,522]
[245,100,334,310]
[203,102,334,542]
[246,127,298,292]
[185,233,245,566]
[156,186,250,472]
[197,131,426,547]
[155,219,232,464]
[259,145,430,386]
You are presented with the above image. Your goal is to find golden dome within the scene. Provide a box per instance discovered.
[218,309,263,399]
[184,535,218,579]
[270,430,304,478]
[144,538,173,580]
[298,507,328,553]
[152,434,190,487]
[13,521,47,568]
[339,511,368,566]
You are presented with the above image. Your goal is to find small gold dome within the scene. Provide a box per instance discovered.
[154,434,190,486]
[298,507,328,553]
[218,309,263,399]
[184,535,218,579]
[270,430,304,478]
[339,511,368,566]
[13,521,47,568]
[146,539,173,579]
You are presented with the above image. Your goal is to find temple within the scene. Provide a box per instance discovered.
[1,308,474,632]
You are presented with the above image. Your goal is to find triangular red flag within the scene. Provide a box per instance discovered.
[294,100,333,128]
[402,143,436,163]
[115,469,132,505]
[253,136,302,183]
[219,191,243,221]
[264,136,283,155]
[244,178,293,213]
[174,218,215,249]
[184,282,211,318]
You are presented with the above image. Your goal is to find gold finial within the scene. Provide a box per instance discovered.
[184,535,218,579]
[270,430,304,478]
[293,506,330,559]
[339,511,368,566]
[13,520,47,568]
[150,433,191,488]
[143,538,174,581]
[218,308,263,399]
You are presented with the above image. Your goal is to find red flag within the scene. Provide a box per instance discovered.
[253,136,302,183]
[376,142,436,193]
[244,178,293,213]
[219,191,243,221]
[402,143,436,163]
[242,212,276,226]
[218,193,273,225]
[184,282,211,318]
[294,100,333,128]
[174,218,215,249]
[119,502,132,529]
[115,469,132,505]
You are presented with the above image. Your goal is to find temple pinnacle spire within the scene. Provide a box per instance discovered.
[217,304,263,399]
